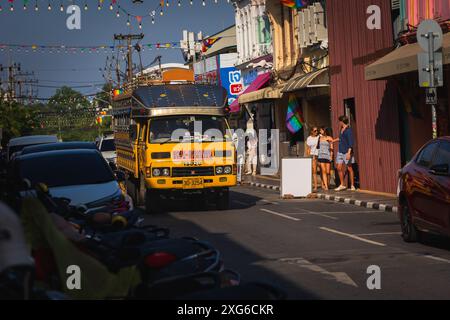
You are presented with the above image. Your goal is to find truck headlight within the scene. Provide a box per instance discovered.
[215,166,224,175]
[152,168,161,177]
[162,168,170,176]
[223,165,232,174]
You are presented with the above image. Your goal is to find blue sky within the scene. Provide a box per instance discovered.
[0,0,235,99]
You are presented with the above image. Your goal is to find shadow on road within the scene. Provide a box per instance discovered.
[141,188,320,300]
[417,233,450,253]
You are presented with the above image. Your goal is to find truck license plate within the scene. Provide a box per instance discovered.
[183,178,203,189]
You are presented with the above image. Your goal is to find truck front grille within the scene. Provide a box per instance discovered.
[172,166,215,177]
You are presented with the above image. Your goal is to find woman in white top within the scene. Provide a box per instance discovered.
[305,127,320,192]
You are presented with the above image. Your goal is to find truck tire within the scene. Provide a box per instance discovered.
[137,175,146,207]
[126,176,138,206]
[216,188,230,211]
[145,189,162,214]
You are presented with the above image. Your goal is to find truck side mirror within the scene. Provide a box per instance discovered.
[129,124,138,141]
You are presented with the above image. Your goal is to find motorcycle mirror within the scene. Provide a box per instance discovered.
[21,179,32,190]
[35,182,49,194]
[76,204,88,213]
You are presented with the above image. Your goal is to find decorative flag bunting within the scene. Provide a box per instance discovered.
[202,37,221,52]
[0,41,182,54]
[286,95,304,134]
[280,0,308,9]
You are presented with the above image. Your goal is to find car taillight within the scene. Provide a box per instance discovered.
[144,252,177,269]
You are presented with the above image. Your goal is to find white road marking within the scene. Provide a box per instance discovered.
[355,232,401,236]
[286,212,337,220]
[288,205,378,214]
[319,227,387,247]
[260,199,279,205]
[423,255,450,264]
[232,200,252,206]
[260,208,301,221]
[279,257,358,287]
[309,210,378,214]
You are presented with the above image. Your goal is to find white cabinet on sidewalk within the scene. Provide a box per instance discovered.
[281,157,312,197]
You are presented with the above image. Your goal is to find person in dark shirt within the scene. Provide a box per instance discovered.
[334,115,356,191]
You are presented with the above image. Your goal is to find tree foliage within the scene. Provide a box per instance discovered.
[48,86,90,112]
[1,86,113,145]
[0,101,39,147]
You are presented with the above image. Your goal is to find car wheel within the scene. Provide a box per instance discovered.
[401,202,419,243]
[145,189,162,214]
[216,188,230,211]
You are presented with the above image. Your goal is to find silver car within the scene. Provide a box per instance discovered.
[11,149,131,209]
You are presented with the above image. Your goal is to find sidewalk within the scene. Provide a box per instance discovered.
[240,175,398,213]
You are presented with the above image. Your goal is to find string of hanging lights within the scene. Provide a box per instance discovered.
[0,0,232,29]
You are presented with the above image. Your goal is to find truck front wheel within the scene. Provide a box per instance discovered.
[216,188,230,211]
[145,189,162,214]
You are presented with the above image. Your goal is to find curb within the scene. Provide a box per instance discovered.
[316,193,398,213]
[241,181,280,191]
[240,182,398,213]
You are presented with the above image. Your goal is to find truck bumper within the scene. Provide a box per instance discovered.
[145,175,237,190]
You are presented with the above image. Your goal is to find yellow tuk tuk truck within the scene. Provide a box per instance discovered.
[112,83,237,213]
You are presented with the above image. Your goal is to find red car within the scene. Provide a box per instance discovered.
[398,136,450,242]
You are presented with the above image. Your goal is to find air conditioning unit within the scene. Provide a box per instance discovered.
[298,11,307,48]
[307,6,317,44]
[304,7,313,47]
[313,2,327,42]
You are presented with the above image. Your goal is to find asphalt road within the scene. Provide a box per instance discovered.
[143,185,450,300]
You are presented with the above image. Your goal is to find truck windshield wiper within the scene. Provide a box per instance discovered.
[159,138,174,145]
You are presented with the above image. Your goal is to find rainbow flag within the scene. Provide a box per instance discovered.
[286,95,304,134]
[113,89,123,97]
[280,0,308,9]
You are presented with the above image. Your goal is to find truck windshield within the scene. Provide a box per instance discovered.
[149,116,231,143]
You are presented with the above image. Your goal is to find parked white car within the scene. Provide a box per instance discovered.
[97,134,116,164]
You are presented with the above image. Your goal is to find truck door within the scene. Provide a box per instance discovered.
[138,121,148,175]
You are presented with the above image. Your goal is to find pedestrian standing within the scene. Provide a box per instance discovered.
[334,116,356,191]
[317,127,334,190]
[305,127,320,192]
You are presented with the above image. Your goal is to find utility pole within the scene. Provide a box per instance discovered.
[15,71,38,104]
[113,34,144,83]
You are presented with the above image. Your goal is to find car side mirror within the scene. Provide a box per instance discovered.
[115,170,126,182]
[109,161,118,171]
[429,164,449,176]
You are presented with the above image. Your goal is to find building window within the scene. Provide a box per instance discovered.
[257,15,272,45]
